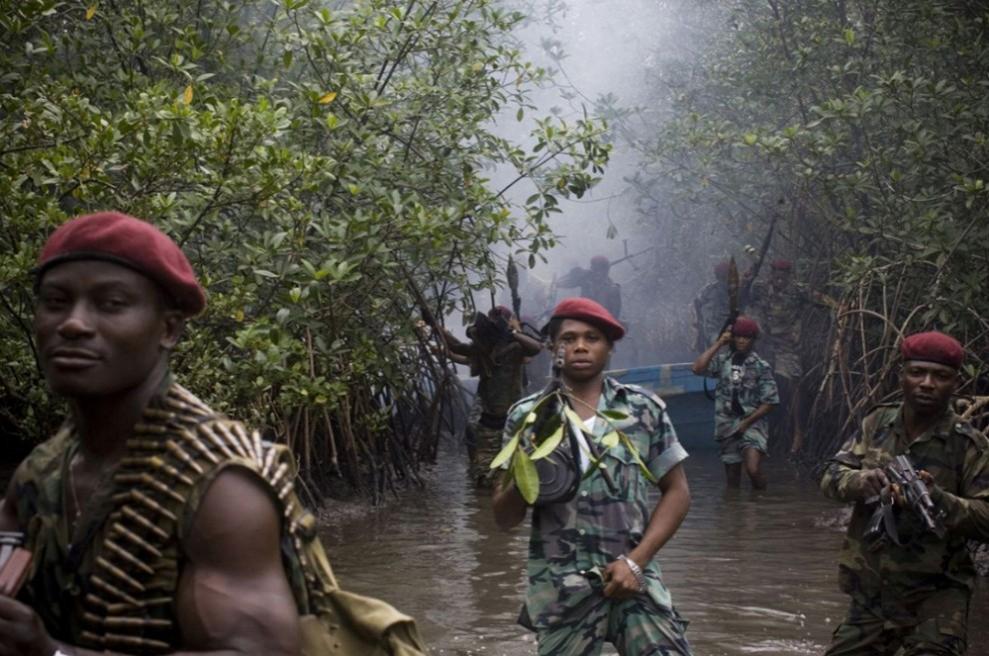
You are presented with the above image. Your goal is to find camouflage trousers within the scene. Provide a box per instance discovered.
[466,402,507,487]
[535,593,692,656]
[825,585,968,656]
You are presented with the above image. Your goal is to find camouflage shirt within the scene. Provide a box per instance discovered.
[692,281,730,350]
[503,377,689,629]
[747,282,815,378]
[820,404,989,602]
[705,350,779,441]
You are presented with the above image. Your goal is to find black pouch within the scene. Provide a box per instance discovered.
[533,417,581,506]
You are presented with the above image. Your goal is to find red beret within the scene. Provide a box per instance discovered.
[36,212,206,317]
[590,255,610,268]
[770,259,793,271]
[491,305,514,320]
[714,260,731,277]
[732,315,759,337]
[547,297,625,341]
[900,331,964,369]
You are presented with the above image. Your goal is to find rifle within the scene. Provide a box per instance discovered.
[741,209,780,304]
[863,455,946,549]
[610,240,654,269]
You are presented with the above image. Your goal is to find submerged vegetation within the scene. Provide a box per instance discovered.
[0,0,610,500]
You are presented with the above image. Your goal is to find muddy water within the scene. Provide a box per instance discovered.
[319,444,989,655]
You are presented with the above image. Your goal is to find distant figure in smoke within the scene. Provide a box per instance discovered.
[436,307,542,486]
[557,255,622,320]
[692,316,779,490]
[748,259,834,455]
[691,260,733,353]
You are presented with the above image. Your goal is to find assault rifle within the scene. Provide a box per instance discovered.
[864,455,946,549]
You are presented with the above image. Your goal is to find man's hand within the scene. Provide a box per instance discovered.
[0,596,57,656]
[602,558,643,599]
[890,469,935,507]
[854,468,890,500]
[716,330,732,347]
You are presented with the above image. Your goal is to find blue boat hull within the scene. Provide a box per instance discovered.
[607,363,716,450]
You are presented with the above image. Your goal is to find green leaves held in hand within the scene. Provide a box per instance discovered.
[513,449,539,504]
[531,424,564,460]
[490,433,519,470]
[600,410,628,421]
[600,431,620,448]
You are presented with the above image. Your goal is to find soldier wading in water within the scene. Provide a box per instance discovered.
[493,298,693,656]
[821,331,989,656]
[691,316,778,490]
[0,212,425,656]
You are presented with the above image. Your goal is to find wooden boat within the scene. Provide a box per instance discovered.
[607,363,716,450]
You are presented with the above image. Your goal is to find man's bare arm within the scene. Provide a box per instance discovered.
[0,468,300,656]
[629,464,690,567]
[492,478,528,531]
[603,463,690,598]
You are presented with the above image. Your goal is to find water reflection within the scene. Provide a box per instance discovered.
[319,444,989,655]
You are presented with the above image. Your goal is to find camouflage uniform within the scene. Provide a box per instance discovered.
[820,404,989,655]
[691,281,730,352]
[503,377,693,656]
[747,281,814,379]
[468,340,527,485]
[704,350,779,463]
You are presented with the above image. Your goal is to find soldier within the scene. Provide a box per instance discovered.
[437,306,542,485]
[820,331,989,656]
[0,212,425,655]
[691,260,732,353]
[691,316,779,490]
[557,256,622,320]
[493,297,693,656]
[747,259,824,455]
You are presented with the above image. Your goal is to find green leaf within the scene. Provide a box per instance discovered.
[513,449,539,504]
[619,432,657,484]
[490,433,519,469]
[600,431,619,448]
[531,424,564,460]
[600,409,628,420]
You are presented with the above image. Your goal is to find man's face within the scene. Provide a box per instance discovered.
[900,360,958,417]
[34,260,181,399]
[732,334,754,354]
[554,318,611,382]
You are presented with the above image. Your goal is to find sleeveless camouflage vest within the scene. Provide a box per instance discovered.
[13,382,424,655]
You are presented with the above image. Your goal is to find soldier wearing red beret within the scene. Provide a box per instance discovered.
[821,331,989,656]
[747,258,836,456]
[493,298,692,655]
[0,212,425,655]
[557,256,622,320]
[692,315,779,490]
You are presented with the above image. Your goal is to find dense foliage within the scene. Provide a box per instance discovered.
[633,0,989,455]
[0,0,610,498]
